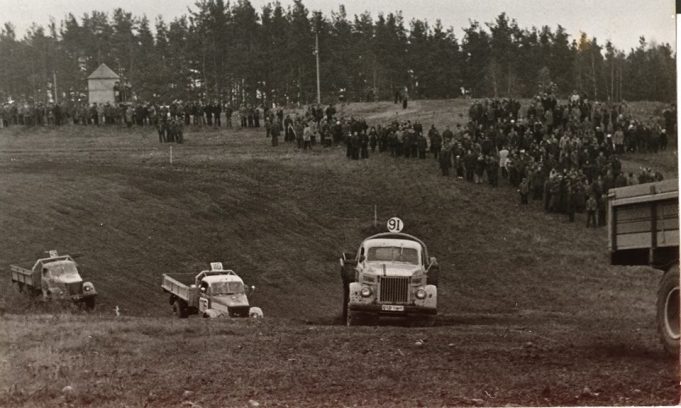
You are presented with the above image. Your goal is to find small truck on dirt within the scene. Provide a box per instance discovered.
[161,262,262,319]
[340,220,439,326]
[10,250,97,309]
[608,179,679,355]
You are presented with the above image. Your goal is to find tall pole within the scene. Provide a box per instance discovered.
[315,32,321,105]
[53,71,58,104]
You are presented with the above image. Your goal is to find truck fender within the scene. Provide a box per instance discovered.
[415,285,437,309]
[348,282,373,305]
[249,307,264,318]
[82,281,96,295]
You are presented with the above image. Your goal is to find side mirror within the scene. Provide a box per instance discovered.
[430,257,438,266]
[359,255,365,263]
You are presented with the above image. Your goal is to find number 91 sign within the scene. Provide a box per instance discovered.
[386,217,404,233]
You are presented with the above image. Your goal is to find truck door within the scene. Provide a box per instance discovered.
[198,282,210,313]
[41,267,50,297]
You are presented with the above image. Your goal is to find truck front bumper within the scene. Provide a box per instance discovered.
[348,303,437,316]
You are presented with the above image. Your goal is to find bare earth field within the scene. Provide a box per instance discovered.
[0,99,678,407]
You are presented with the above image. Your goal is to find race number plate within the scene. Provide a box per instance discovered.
[386,217,404,233]
[381,305,404,312]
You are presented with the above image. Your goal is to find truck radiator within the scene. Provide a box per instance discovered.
[378,276,409,303]
[67,282,83,295]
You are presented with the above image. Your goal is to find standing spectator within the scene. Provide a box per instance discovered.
[518,178,529,204]
[586,195,598,228]
[439,148,451,176]
[270,119,281,147]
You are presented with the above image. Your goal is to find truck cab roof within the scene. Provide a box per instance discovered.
[360,232,430,264]
[33,255,76,273]
[202,273,243,285]
[363,238,422,250]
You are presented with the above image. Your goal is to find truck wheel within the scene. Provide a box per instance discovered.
[346,306,375,326]
[346,308,359,326]
[173,300,188,318]
[84,297,96,311]
[656,265,679,356]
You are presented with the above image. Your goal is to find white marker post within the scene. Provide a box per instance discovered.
[169,145,173,165]
[374,205,377,227]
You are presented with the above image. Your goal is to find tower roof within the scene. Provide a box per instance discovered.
[88,63,120,80]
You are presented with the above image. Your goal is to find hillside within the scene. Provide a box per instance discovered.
[0,99,677,406]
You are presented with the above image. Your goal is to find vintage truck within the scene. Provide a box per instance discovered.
[340,230,439,326]
[161,262,262,319]
[608,179,679,355]
[10,250,97,309]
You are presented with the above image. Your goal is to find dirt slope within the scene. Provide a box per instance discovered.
[0,99,677,406]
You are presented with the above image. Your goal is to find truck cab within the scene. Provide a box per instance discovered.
[340,232,439,325]
[197,271,251,318]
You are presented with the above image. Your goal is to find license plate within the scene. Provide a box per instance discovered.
[381,305,404,312]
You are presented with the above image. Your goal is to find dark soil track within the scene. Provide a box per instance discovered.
[0,100,678,406]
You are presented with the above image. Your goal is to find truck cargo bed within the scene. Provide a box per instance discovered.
[161,273,198,306]
[609,179,679,268]
[10,265,37,287]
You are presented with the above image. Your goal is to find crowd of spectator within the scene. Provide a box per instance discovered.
[307,90,676,228]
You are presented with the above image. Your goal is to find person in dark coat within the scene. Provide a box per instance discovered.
[271,119,281,147]
[351,132,360,160]
[439,148,451,176]
[360,132,369,159]
[518,178,529,204]
[429,126,442,159]
[417,134,428,159]
[369,127,377,152]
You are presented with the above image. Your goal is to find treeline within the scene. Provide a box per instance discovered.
[0,0,675,105]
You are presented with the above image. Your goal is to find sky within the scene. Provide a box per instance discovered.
[1,0,676,51]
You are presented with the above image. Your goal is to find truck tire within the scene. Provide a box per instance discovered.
[346,307,360,326]
[173,300,188,318]
[346,306,376,326]
[84,297,96,311]
[656,265,679,356]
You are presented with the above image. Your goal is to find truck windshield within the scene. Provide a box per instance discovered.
[211,282,244,295]
[45,263,80,279]
[367,247,419,265]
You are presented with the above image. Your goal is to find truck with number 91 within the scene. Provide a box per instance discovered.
[340,222,439,326]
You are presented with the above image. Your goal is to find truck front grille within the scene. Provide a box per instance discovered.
[379,276,409,303]
[67,282,83,295]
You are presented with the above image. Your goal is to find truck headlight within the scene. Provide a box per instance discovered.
[360,286,373,297]
[83,282,95,292]
[415,288,427,299]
